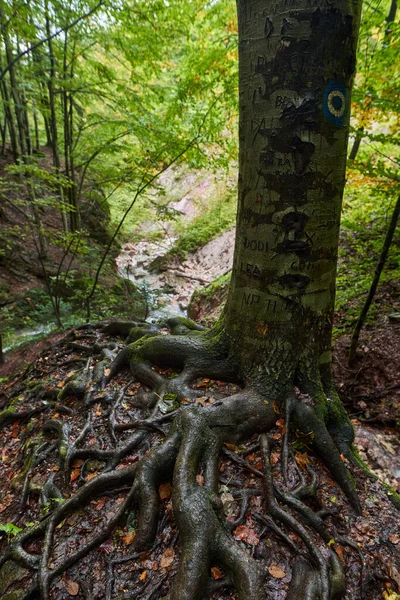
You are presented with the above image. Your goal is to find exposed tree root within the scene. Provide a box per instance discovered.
[1,319,393,599]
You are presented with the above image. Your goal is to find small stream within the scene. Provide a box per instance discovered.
[116,227,235,320]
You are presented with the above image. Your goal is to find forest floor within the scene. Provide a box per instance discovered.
[0,317,399,600]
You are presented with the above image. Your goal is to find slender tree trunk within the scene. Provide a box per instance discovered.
[349,126,363,160]
[45,4,69,232]
[349,194,400,365]
[0,110,6,154]
[223,0,362,391]
[0,332,4,365]
[385,0,397,37]
[0,54,19,160]
[0,3,27,158]
[33,107,40,152]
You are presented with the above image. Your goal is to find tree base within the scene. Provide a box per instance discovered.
[0,320,399,600]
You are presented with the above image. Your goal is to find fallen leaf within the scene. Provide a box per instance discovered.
[196,474,205,485]
[10,421,19,439]
[99,540,114,554]
[139,571,147,582]
[225,443,238,452]
[86,472,98,481]
[160,548,175,569]
[195,396,209,406]
[295,451,310,472]
[234,525,260,546]
[268,565,286,578]
[383,590,400,600]
[389,534,399,545]
[70,469,80,482]
[104,368,111,377]
[67,580,79,596]
[159,482,172,500]
[57,381,65,388]
[211,567,223,580]
[335,545,345,561]
[71,459,84,468]
[93,498,106,511]
[122,532,136,545]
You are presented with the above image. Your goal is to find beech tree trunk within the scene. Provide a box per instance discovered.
[224,0,362,389]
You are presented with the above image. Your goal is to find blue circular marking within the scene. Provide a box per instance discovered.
[323,81,347,126]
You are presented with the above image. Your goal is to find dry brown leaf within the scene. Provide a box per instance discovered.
[67,580,79,596]
[335,545,345,561]
[139,571,147,582]
[104,368,111,377]
[389,534,399,545]
[225,443,238,451]
[57,381,65,388]
[195,396,209,406]
[86,472,98,481]
[211,567,223,580]
[70,469,80,482]
[159,482,172,500]
[233,525,260,546]
[122,532,136,545]
[93,498,106,511]
[270,453,279,465]
[160,548,175,569]
[66,371,76,378]
[295,451,310,472]
[71,459,84,468]
[268,565,286,579]
[196,474,204,486]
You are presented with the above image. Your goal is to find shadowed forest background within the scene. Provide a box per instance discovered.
[0,0,399,598]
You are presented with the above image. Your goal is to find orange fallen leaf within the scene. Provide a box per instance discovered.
[139,570,147,582]
[295,451,310,472]
[122,532,136,545]
[225,443,238,451]
[67,579,79,596]
[93,498,106,511]
[71,459,84,468]
[233,525,260,546]
[104,368,111,377]
[10,421,19,439]
[160,548,175,569]
[211,567,223,580]
[389,534,399,545]
[57,381,65,388]
[70,469,80,482]
[159,482,172,500]
[86,472,98,481]
[196,474,204,486]
[268,565,286,578]
[335,545,345,561]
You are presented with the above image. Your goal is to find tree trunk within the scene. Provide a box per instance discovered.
[223,0,362,391]
[45,4,69,232]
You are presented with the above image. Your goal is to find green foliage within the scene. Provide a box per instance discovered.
[167,189,237,260]
[0,523,22,539]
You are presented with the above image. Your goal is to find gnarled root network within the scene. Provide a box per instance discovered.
[0,318,366,600]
